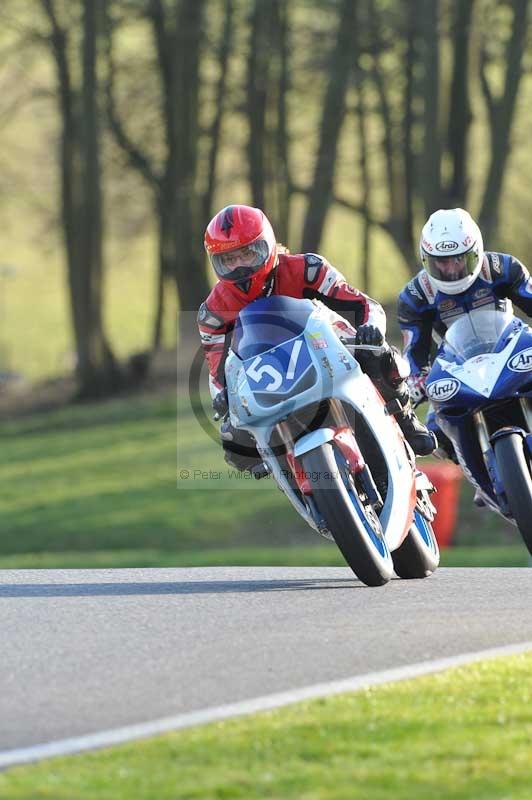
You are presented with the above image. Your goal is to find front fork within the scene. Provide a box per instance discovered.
[277,399,381,515]
[474,410,506,507]
[473,408,532,513]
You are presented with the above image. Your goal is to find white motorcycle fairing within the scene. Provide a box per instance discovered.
[225,300,421,552]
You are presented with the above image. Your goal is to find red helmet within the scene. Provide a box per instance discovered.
[204,205,277,300]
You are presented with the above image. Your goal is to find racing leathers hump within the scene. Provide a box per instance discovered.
[198,252,385,397]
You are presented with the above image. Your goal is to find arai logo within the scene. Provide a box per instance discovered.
[507,348,532,372]
[426,378,460,402]
[435,240,459,252]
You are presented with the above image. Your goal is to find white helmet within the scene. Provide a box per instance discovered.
[419,208,484,295]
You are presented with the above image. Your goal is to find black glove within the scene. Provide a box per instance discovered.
[213,388,228,417]
[355,324,385,347]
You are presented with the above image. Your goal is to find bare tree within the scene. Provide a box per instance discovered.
[40,0,122,397]
[106,0,221,346]
[301,0,358,252]
[478,0,529,241]
[445,0,476,206]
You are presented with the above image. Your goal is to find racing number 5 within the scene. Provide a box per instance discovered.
[247,339,303,392]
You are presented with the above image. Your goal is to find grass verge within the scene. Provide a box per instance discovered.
[1,386,527,562]
[1,653,531,799]
[0,544,528,570]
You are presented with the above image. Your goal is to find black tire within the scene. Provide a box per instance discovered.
[301,442,394,587]
[493,433,532,556]
[392,513,440,579]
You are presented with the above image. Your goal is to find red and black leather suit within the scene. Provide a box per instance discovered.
[198,253,435,466]
[199,253,384,392]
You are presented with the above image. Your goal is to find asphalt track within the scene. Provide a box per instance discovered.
[0,566,531,766]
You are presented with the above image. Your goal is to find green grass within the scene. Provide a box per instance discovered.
[0,388,314,556]
[1,653,531,799]
[2,387,529,565]
[0,544,528,570]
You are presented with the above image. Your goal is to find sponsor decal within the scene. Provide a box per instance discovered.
[439,299,456,311]
[491,253,501,273]
[419,271,436,302]
[474,288,491,299]
[435,240,459,252]
[426,378,461,402]
[309,331,328,349]
[337,352,352,371]
[421,237,433,252]
[480,255,491,281]
[441,307,465,320]
[407,280,423,300]
[507,348,532,372]
[462,235,473,247]
[318,267,341,295]
[199,331,225,344]
[321,356,334,378]
[472,297,494,308]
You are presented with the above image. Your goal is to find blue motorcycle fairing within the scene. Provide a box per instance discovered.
[242,333,314,396]
[427,309,532,507]
[232,296,316,359]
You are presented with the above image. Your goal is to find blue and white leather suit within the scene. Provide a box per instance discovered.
[397,252,532,440]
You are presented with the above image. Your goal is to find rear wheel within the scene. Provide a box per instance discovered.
[493,433,532,556]
[301,442,394,587]
[392,511,440,579]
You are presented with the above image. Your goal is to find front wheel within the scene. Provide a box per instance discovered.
[493,433,532,556]
[392,511,440,579]
[301,442,394,587]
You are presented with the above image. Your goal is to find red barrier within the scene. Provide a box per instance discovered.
[421,462,463,549]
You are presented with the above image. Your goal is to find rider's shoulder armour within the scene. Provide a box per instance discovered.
[303,253,325,284]
[401,270,437,310]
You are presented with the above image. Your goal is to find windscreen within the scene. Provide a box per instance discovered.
[232,296,315,359]
[441,308,514,361]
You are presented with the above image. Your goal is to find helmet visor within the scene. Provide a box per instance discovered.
[211,240,270,282]
[425,246,479,284]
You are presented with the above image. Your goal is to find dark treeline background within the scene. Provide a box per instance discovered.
[1,0,531,397]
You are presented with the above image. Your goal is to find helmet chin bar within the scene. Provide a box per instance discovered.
[235,279,252,294]
[427,270,479,295]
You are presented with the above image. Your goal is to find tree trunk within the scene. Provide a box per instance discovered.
[446,0,475,206]
[41,0,121,398]
[301,0,358,252]
[354,77,371,294]
[478,0,529,242]
[419,0,442,217]
[174,0,210,334]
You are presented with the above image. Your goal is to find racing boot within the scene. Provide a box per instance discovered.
[220,418,268,477]
[395,399,437,456]
[368,345,436,456]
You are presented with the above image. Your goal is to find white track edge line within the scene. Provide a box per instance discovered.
[1,640,531,770]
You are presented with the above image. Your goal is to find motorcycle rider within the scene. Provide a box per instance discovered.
[198,204,436,475]
[398,207,532,466]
